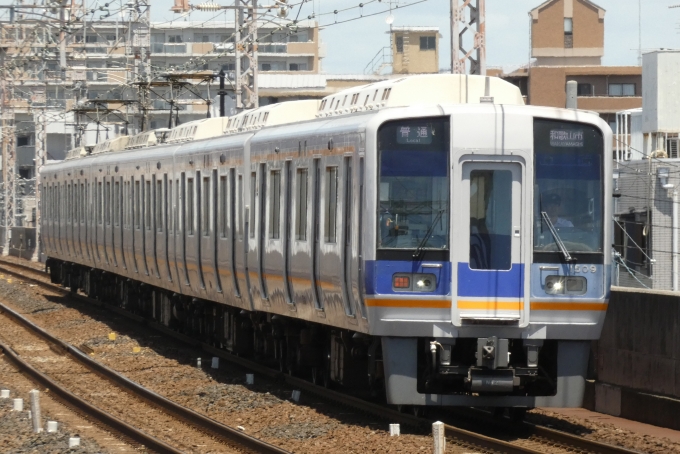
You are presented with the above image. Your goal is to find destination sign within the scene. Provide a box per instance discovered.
[396,125,434,145]
[549,129,584,148]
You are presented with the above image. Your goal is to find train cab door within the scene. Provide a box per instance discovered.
[452,161,525,325]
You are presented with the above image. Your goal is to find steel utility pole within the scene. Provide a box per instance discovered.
[130,0,151,131]
[31,107,45,262]
[450,0,486,75]
[235,0,259,111]
[1,65,14,257]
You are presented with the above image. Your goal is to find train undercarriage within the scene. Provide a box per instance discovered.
[47,259,562,414]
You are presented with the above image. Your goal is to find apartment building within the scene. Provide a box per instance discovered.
[0,18,323,180]
[502,0,642,134]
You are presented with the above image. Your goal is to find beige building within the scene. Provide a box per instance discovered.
[390,27,441,74]
[501,0,641,134]
[531,0,605,66]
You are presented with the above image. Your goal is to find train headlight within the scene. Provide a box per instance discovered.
[545,275,587,295]
[413,273,437,292]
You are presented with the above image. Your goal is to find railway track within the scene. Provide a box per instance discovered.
[0,257,643,454]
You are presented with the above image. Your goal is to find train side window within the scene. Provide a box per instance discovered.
[175,178,179,235]
[97,181,102,225]
[134,180,141,229]
[203,176,210,236]
[81,183,85,223]
[250,172,256,238]
[237,175,243,240]
[187,177,194,236]
[73,183,78,225]
[105,181,111,225]
[168,180,173,234]
[325,166,338,243]
[296,168,308,241]
[220,175,227,238]
[114,181,120,227]
[157,179,163,233]
[145,180,151,230]
[269,170,281,239]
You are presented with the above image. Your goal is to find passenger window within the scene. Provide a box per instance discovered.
[81,183,85,223]
[269,170,281,239]
[145,180,151,230]
[325,167,338,243]
[114,181,120,226]
[97,181,102,225]
[105,181,111,225]
[469,170,512,270]
[134,180,140,229]
[168,180,173,234]
[187,177,194,235]
[220,176,227,238]
[295,168,308,241]
[203,177,210,236]
[237,175,243,240]
[250,172,256,238]
[157,179,163,233]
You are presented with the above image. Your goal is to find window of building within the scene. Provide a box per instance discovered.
[396,36,404,53]
[85,35,98,43]
[576,83,593,96]
[609,83,636,97]
[16,136,29,147]
[262,63,271,71]
[289,63,307,71]
[168,35,183,43]
[194,34,210,42]
[564,18,573,35]
[288,31,309,42]
[106,34,116,42]
[419,36,436,50]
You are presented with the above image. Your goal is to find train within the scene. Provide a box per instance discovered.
[41,74,612,415]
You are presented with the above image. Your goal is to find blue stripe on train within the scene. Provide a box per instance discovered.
[457,263,524,298]
[364,260,451,295]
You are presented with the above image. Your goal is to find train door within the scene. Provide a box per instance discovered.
[199,170,218,294]
[177,173,189,286]
[111,178,120,268]
[116,177,126,270]
[66,181,73,257]
[283,160,294,306]
[257,162,268,301]
[452,162,524,324]
[94,178,104,265]
[147,175,159,278]
[216,167,235,298]
[106,178,116,268]
[311,158,323,309]
[167,177,179,287]
[157,174,169,281]
[234,171,252,309]
[341,157,356,315]
[133,176,145,274]
[75,181,82,259]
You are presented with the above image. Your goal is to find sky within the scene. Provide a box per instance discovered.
[3,0,679,74]
[149,0,680,74]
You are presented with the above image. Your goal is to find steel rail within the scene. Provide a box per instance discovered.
[0,258,643,454]
[0,338,184,454]
[0,298,289,454]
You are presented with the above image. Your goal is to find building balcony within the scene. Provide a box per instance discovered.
[576,96,642,113]
[151,42,215,55]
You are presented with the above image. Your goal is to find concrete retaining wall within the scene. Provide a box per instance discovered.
[586,286,680,429]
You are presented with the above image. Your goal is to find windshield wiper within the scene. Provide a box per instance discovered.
[413,209,445,258]
[541,211,574,262]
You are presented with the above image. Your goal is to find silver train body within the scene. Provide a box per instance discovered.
[41,75,612,408]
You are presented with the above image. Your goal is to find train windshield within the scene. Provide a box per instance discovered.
[377,117,450,251]
[533,119,604,259]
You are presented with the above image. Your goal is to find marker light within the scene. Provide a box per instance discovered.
[393,276,410,289]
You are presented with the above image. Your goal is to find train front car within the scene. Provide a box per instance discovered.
[367,92,611,410]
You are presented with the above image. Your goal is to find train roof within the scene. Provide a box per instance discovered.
[58,74,525,161]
